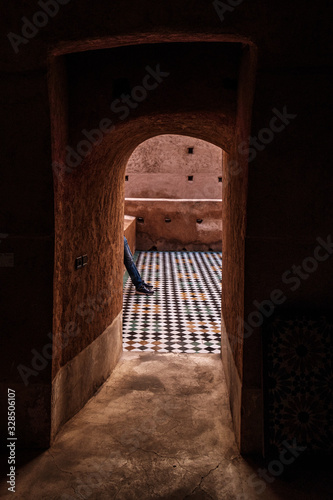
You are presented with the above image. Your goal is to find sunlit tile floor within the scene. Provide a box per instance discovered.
[123,251,222,353]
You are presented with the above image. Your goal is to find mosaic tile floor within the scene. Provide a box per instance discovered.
[123,251,222,353]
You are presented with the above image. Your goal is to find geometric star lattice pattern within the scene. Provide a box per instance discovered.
[123,251,222,354]
[264,315,333,455]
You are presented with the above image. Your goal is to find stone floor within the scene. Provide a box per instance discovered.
[0,353,332,499]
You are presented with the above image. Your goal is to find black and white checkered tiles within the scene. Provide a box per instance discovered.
[123,251,222,353]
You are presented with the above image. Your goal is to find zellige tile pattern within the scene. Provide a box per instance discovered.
[123,251,222,354]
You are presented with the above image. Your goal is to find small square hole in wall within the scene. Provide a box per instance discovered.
[188,147,194,154]
[188,175,193,181]
[218,177,222,183]
[125,175,129,181]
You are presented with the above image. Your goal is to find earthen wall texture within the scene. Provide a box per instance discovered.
[125,135,222,199]
[125,199,222,252]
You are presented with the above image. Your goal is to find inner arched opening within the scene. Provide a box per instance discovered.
[123,134,223,355]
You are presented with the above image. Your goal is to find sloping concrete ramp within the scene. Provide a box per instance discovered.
[1,353,331,499]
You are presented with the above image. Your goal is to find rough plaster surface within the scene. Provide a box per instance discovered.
[125,135,222,199]
[1,353,331,500]
[221,313,242,452]
[51,312,123,443]
[125,199,222,251]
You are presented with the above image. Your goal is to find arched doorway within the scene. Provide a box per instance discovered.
[49,37,257,453]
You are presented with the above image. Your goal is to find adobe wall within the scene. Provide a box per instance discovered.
[124,198,222,251]
[0,69,54,447]
[124,135,223,250]
[125,135,222,199]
